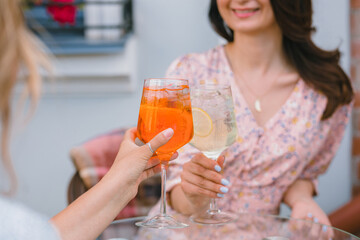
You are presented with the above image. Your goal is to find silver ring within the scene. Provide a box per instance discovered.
[146,142,154,154]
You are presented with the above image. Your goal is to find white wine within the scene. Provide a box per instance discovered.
[190,113,237,159]
[190,85,238,159]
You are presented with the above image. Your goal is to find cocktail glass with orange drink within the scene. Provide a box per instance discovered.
[135,78,193,229]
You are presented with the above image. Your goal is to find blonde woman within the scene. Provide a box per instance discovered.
[0,1,176,239]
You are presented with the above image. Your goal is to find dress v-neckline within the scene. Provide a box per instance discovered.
[219,45,302,132]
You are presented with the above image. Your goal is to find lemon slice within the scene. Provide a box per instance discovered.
[192,107,213,137]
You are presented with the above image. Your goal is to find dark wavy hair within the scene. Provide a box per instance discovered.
[209,0,353,120]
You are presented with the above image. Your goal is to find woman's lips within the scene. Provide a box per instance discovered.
[233,8,259,18]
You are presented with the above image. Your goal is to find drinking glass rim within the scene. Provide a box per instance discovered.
[144,78,189,85]
[191,84,232,92]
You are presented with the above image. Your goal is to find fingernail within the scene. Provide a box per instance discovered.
[214,165,221,172]
[221,178,230,186]
[220,186,228,193]
[307,213,312,218]
[135,138,144,146]
[217,193,224,198]
[162,128,174,139]
[314,218,319,223]
[322,225,327,232]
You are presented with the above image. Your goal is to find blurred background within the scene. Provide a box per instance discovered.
[3,0,357,220]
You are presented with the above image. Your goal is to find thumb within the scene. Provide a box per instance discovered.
[217,155,225,168]
[142,128,174,157]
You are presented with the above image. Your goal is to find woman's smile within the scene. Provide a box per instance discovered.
[232,7,260,18]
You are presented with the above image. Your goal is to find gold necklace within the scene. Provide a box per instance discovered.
[236,73,280,113]
[224,46,284,112]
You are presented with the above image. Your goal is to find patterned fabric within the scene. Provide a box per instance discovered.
[70,128,161,219]
[0,197,60,240]
[148,45,352,217]
[70,129,127,189]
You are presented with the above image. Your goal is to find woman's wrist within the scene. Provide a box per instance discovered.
[170,185,205,215]
[283,179,314,209]
[289,196,313,209]
[102,165,138,201]
[170,185,188,214]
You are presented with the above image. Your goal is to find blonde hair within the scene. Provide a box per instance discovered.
[0,0,51,195]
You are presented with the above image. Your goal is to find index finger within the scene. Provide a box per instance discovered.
[123,127,137,142]
[145,151,179,170]
[192,153,222,172]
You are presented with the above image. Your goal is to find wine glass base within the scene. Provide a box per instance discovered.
[190,209,238,225]
[135,214,189,229]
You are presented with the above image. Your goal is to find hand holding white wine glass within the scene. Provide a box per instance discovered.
[188,84,238,225]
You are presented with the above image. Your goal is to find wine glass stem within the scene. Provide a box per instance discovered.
[160,163,167,216]
[209,198,220,213]
[209,157,220,214]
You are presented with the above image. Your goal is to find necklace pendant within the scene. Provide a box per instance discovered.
[254,99,262,112]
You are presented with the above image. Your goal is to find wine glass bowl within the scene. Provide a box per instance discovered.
[137,79,193,161]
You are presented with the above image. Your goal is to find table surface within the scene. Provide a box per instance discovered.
[100,212,360,240]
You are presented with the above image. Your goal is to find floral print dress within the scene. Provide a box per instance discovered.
[137,45,352,240]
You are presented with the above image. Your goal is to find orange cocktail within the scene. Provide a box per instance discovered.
[135,78,193,229]
[137,79,193,161]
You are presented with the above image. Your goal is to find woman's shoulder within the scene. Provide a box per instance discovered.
[183,45,224,61]
[166,45,226,77]
[299,79,353,126]
[0,197,60,240]
[168,45,224,68]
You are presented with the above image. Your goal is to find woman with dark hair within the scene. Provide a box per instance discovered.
[146,0,353,230]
